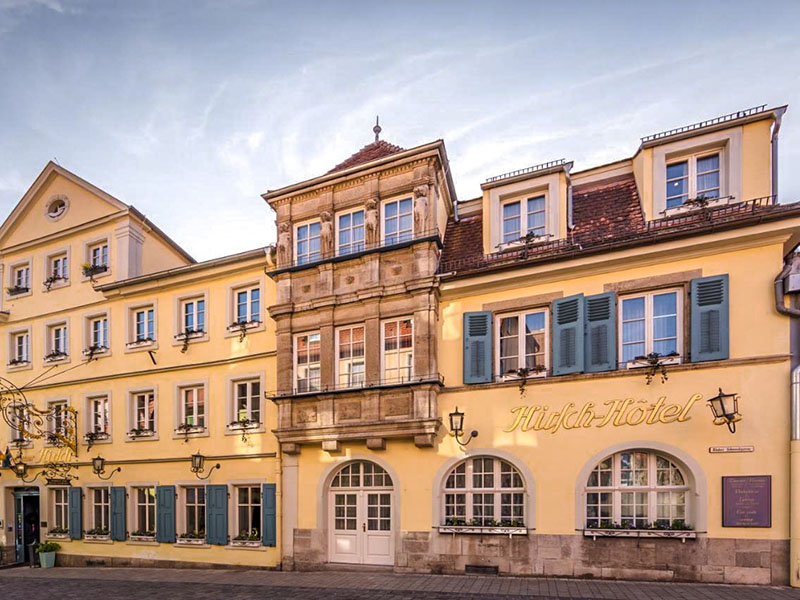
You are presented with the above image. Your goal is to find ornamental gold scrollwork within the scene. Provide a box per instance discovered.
[0,377,78,455]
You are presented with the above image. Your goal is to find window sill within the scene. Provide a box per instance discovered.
[625,356,681,369]
[225,423,265,437]
[43,281,70,292]
[43,355,70,365]
[125,340,157,353]
[6,290,32,299]
[126,431,159,442]
[663,195,734,217]
[83,348,110,359]
[81,269,112,283]
[45,533,70,540]
[82,437,112,447]
[583,529,696,541]
[496,372,547,383]
[172,331,208,347]
[172,428,209,441]
[7,362,32,372]
[224,320,265,339]
[127,537,158,545]
[437,526,528,536]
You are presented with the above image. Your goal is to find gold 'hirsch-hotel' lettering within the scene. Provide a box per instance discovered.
[504,394,702,434]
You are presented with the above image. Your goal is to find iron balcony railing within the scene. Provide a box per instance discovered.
[271,227,441,274]
[640,105,768,144]
[485,159,566,185]
[267,373,444,400]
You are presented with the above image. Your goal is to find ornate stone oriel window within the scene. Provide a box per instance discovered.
[296,221,322,265]
[442,457,526,527]
[337,209,365,255]
[336,325,365,388]
[382,198,413,245]
[381,318,413,383]
[585,450,690,529]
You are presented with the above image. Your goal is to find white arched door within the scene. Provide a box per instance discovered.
[328,460,394,565]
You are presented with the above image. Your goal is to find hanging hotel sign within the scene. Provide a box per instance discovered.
[504,394,701,434]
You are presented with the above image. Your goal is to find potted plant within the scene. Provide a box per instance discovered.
[36,540,61,568]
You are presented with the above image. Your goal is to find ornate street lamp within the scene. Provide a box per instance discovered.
[91,455,121,480]
[11,459,39,483]
[448,407,478,448]
[707,388,742,433]
[190,452,220,480]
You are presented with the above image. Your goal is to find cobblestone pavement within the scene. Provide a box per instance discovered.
[1,567,800,599]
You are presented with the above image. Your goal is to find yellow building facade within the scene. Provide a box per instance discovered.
[2,105,800,586]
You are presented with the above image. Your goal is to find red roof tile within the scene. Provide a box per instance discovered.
[439,174,797,277]
[327,140,406,174]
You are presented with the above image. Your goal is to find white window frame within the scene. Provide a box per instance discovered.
[173,380,209,439]
[125,301,157,351]
[133,486,157,536]
[295,219,322,265]
[89,486,111,534]
[8,259,32,297]
[441,456,527,527]
[44,247,70,291]
[234,485,262,540]
[8,404,32,446]
[584,451,691,530]
[381,317,414,383]
[8,327,31,369]
[51,487,70,533]
[499,195,548,246]
[84,392,112,443]
[84,311,110,357]
[294,331,321,393]
[44,320,69,363]
[335,207,366,256]
[172,290,212,346]
[665,150,724,210]
[181,485,206,537]
[335,324,366,389]
[227,374,264,433]
[381,197,414,246]
[45,398,70,445]
[127,387,158,441]
[82,236,111,281]
[494,308,549,381]
[619,288,683,366]
[225,280,265,337]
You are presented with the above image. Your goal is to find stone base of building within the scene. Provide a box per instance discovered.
[55,553,281,571]
[0,545,14,565]
[292,529,789,585]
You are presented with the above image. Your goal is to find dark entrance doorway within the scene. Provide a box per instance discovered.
[13,488,40,564]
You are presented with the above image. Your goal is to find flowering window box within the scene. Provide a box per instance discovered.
[129,533,156,543]
[177,536,206,546]
[83,345,109,357]
[228,419,261,431]
[46,531,69,540]
[126,338,155,349]
[437,525,528,537]
[7,285,30,297]
[231,538,262,548]
[227,320,262,333]
[584,529,696,542]
[127,428,156,439]
[85,530,110,541]
[8,358,30,368]
[44,351,69,363]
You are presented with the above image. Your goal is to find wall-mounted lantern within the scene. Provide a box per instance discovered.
[707,388,742,433]
[190,452,220,480]
[448,407,478,448]
[92,455,121,480]
[11,459,39,483]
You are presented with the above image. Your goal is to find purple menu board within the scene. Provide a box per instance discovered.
[722,476,771,528]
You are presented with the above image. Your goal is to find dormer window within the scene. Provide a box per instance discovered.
[666,153,720,209]
[501,196,546,244]
[296,221,321,265]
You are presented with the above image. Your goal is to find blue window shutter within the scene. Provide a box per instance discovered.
[110,486,126,541]
[690,274,729,362]
[552,294,585,375]
[68,486,82,540]
[155,485,176,543]
[262,483,276,547]
[585,292,617,373]
[463,311,492,384]
[205,484,228,545]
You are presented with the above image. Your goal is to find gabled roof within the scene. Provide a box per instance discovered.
[0,161,194,262]
[327,140,406,174]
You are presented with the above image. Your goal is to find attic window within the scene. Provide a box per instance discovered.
[46,197,68,220]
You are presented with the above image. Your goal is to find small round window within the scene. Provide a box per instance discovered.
[47,198,67,220]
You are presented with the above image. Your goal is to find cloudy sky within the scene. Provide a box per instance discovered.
[1,0,799,261]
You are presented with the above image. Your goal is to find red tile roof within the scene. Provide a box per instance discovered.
[327,140,406,174]
[439,174,798,277]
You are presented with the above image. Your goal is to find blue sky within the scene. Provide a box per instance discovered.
[1,0,799,261]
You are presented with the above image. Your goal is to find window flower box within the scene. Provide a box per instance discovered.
[127,428,156,439]
[126,337,155,349]
[46,530,69,540]
[83,345,109,357]
[82,263,108,280]
[231,539,262,548]
[7,285,30,297]
[85,528,110,541]
[7,358,30,367]
[584,529,696,542]
[662,194,735,217]
[129,531,156,543]
[43,275,68,291]
[44,350,69,363]
[437,525,528,537]
[228,418,261,431]
[177,533,206,546]
[227,319,262,332]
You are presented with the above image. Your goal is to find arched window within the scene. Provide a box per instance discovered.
[442,456,526,527]
[585,450,690,529]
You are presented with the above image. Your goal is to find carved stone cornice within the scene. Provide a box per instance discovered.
[273,418,441,446]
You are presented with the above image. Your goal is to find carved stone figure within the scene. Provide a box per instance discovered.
[365,197,379,246]
[320,211,334,257]
[413,185,428,235]
[277,222,292,266]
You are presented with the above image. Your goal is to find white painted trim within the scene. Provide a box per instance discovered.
[334,323,366,389]
[81,308,111,359]
[224,371,266,435]
[379,194,414,245]
[431,448,537,530]
[82,390,112,444]
[224,278,265,338]
[172,379,210,439]
[172,289,210,347]
[617,287,684,363]
[82,234,112,282]
[125,385,159,441]
[42,245,71,291]
[334,206,366,256]
[124,299,158,353]
[493,307,549,381]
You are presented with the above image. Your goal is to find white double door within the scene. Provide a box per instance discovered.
[329,490,393,565]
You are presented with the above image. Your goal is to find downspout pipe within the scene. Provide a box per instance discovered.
[772,107,786,201]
